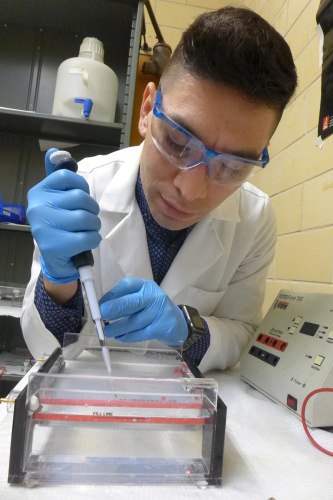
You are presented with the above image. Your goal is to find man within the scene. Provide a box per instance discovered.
[22,7,297,372]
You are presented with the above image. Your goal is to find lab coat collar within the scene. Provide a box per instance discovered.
[211,188,241,223]
[99,144,143,215]
[160,214,226,296]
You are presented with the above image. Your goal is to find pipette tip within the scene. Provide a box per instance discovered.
[102,345,112,374]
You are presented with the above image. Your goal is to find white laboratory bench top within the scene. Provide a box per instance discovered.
[0,364,332,500]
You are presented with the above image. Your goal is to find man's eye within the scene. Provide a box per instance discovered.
[213,161,243,179]
[221,161,238,173]
[225,165,242,178]
[165,135,186,154]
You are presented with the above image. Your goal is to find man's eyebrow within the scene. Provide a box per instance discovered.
[167,111,262,159]
[168,112,197,138]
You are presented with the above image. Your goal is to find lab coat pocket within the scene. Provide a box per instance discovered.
[173,286,226,316]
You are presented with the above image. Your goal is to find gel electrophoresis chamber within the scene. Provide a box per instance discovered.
[8,346,226,488]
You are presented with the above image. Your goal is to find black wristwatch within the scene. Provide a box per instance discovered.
[179,305,206,351]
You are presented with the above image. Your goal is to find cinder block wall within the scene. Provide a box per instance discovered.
[145,0,333,313]
[245,0,333,312]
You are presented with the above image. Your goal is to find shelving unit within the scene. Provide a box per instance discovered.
[0,223,30,233]
[0,107,123,147]
[0,0,144,393]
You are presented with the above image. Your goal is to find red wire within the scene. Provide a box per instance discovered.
[301,388,333,457]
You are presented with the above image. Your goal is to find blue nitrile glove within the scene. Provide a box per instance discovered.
[27,149,101,283]
[99,277,188,346]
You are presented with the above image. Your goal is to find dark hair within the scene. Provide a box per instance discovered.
[162,7,297,112]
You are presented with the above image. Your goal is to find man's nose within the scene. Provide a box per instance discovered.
[173,163,209,201]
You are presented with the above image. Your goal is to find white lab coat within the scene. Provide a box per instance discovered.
[21,144,276,372]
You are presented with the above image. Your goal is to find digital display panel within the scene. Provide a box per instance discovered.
[300,321,319,337]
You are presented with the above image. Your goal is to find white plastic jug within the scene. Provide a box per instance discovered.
[52,37,118,123]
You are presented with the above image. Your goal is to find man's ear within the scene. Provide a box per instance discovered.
[138,82,157,138]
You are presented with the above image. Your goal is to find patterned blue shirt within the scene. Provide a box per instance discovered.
[34,172,210,366]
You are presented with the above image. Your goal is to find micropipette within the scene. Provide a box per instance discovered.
[49,150,112,374]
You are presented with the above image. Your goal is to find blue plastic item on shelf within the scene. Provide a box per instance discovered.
[0,196,26,224]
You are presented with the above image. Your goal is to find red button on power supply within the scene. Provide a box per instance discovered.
[287,394,297,411]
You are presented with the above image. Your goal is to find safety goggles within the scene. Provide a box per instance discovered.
[152,88,270,186]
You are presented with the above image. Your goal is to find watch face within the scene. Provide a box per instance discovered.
[183,306,205,332]
[191,310,204,330]
[179,305,206,353]
[180,306,205,351]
